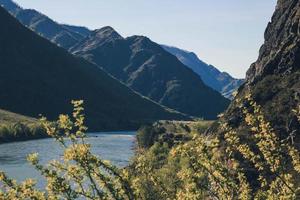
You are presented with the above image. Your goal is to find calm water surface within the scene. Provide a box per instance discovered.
[0,131,136,187]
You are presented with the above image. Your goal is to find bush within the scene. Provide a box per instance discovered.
[1,98,300,199]
[136,123,165,149]
[129,93,300,199]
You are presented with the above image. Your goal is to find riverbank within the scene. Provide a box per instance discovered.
[0,122,48,144]
[0,109,48,144]
[127,120,214,199]
[135,120,213,149]
[0,132,136,187]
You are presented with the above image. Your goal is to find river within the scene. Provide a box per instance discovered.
[0,131,136,188]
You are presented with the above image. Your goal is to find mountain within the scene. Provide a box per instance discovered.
[0,0,90,49]
[218,0,300,139]
[1,0,229,119]
[0,0,19,13]
[161,45,244,99]
[62,24,91,38]
[70,27,230,119]
[0,6,187,131]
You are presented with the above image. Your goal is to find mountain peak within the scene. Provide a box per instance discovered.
[70,29,230,119]
[70,26,123,53]
[126,35,164,53]
[93,26,122,40]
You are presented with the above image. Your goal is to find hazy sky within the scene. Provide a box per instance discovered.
[14,0,277,78]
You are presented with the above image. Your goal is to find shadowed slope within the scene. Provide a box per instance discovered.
[162,45,244,99]
[71,27,230,119]
[0,6,187,131]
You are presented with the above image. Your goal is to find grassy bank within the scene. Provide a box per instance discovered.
[0,109,47,143]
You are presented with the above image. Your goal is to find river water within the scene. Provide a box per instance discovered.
[0,131,136,187]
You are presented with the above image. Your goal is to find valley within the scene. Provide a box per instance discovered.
[0,0,299,199]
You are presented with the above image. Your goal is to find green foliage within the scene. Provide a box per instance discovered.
[0,119,47,143]
[0,108,47,143]
[0,100,134,199]
[137,120,213,149]
[129,93,300,199]
[136,124,165,149]
[1,97,300,199]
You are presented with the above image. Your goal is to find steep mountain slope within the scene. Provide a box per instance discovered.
[0,0,90,49]
[62,24,91,38]
[0,6,187,131]
[0,0,19,13]
[70,27,230,119]
[162,45,244,99]
[219,0,300,139]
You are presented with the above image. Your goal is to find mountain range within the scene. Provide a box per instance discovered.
[0,5,188,131]
[70,27,230,119]
[0,0,250,122]
[161,45,244,99]
[0,0,89,49]
[0,1,242,97]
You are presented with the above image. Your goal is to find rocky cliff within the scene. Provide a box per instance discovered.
[246,0,300,83]
[221,0,300,140]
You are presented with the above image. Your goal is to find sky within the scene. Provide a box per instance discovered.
[14,0,277,78]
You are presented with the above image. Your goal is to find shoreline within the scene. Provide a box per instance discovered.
[0,130,137,145]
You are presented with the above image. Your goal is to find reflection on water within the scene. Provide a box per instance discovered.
[0,132,136,187]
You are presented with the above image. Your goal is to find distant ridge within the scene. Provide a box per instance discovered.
[161,45,244,99]
[0,0,91,49]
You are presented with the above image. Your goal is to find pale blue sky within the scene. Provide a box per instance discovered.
[14,0,277,78]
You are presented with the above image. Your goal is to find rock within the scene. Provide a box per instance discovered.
[221,0,300,139]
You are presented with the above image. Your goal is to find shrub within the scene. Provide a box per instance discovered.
[129,93,300,199]
[0,97,300,199]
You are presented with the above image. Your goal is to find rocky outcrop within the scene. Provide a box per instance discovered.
[246,0,300,83]
[221,0,300,140]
